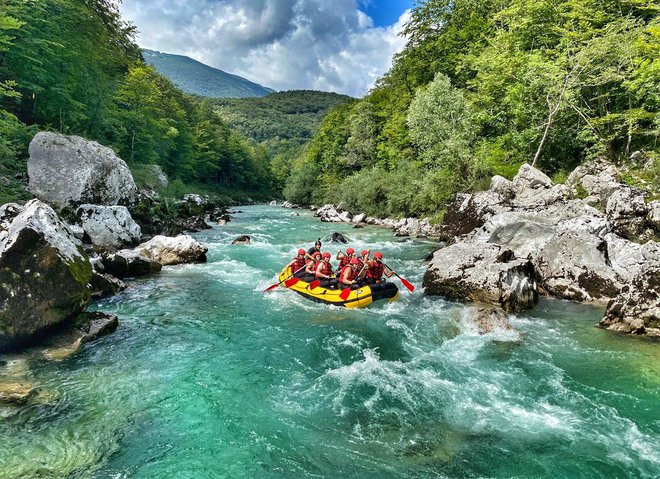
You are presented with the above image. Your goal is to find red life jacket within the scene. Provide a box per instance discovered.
[315,261,332,279]
[293,256,307,271]
[340,265,355,284]
[339,256,351,268]
[367,261,384,280]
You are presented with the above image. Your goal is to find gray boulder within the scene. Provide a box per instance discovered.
[599,264,660,337]
[490,175,515,199]
[100,249,162,278]
[566,158,621,205]
[606,187,649,239]
[0,200,93,352]
[423,243,538,313]
[76,205,141,250]
[394,218,421,237]
[135,234,208,265]
[352,213,366,224]
[90,272,127,298]
[316,204,352,223]
[28,132,137,209]
[533,231,621,301]
[512,163,553,192]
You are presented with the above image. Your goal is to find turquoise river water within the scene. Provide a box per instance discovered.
[1,205,659,478]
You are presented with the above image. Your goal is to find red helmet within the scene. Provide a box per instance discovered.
[374,252,383,260]
[346,247,355,255]
[313,251,322,258]
[361,250,369,256]
[322,252,331,259]
[350,258,360,265]
[298,249,305,255]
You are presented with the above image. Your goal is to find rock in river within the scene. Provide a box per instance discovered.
[423,243,538,313]
[100,249,162,279]
[76,204,141,250]
[232,235,251,245]
[135,234,208,265]
[28,132,137,209]
[0,200,93,352]
[599,263,660,337]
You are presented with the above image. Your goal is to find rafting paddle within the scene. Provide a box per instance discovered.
[382,262,415,292]
[264,264,307,292]
[308,280,321,290]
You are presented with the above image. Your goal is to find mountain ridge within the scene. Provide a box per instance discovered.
[143,49,275,99]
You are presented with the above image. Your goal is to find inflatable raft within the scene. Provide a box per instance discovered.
[278,267,399,308]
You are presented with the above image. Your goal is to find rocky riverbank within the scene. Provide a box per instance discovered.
[0,132,219,356]
[310,160,659,338]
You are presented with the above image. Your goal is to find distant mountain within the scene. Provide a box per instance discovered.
[142,49,275,99]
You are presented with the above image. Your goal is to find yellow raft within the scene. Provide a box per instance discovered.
[278,267,399,308]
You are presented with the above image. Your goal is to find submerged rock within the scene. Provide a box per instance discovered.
[41,312,119,361]
[423,243,538,313]
[76,204,141,250]
[27,132,137,209]
[0,381,37,405]
[326,232,349,244]
[0,200,93,352]
[232,235,251,245]
[135,234,208,265]
[474,308,514,335]
[101,249,162,278]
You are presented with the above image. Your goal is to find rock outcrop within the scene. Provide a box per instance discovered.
[473,308,514,335]
[0,200,93,352]
[134,235,208,265]
[28,132,137,209]
[423,243,538,313]
[76,204,141,250]
[316,204,353,223]
[426,161,660,336]
[599,263,660,337]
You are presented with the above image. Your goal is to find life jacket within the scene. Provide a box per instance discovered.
[339,256,351,268]
[293,256,307,271]
[315,261,332,279]
[340,265,355,284]
[367,260,384,280]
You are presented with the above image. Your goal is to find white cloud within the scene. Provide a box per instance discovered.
[119,0,410,97]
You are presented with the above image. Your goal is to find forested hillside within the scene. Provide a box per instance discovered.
[285,0,659,219]
[214,91,352,188]
[143,49,274,99]
[0,1,276,205]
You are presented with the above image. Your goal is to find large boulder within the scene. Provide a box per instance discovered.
[599,264,660,337]
[28,132,137,209]
[76,205,141,250]
[512,163,553,192]
[134,235,208,265]
[566,158,621,205]
[533,231,621,301]
[647,201,660,232]
[394,218,422,237]
[0,200,93,352]
[100,249,162,278]
[316,204,352,223]
[605,187,649,240]
[423,243,538,313]
[440,191,511,240]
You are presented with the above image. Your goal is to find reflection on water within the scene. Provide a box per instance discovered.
[1,206,658,479]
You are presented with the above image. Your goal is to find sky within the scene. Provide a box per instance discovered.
[119,0,415,97]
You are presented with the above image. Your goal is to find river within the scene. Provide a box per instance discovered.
[1,205,659,478]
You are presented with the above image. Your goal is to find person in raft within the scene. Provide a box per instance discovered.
[303,251,323,282]
[339,257,363,290]
[307,238,322,256]
[315,252,336,288]
[365,252,393,284]
[358,249,370,267]
[287,249,308,278]
[336,247,356,269]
